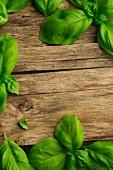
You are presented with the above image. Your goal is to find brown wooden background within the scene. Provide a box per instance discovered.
[0,1,113,146]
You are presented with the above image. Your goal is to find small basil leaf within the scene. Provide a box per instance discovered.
[55,114,84,150]
[28,138,66,170]
[65,155,76,170]
[75,150,94,169]
[86,141,113,169]
[0,83,7,112]
[2,76,19,94]
[0,34,18,76]
[0,1,8,26]
[34,0,63,16]
[98,0,113,16]
[6,0,29,12]
[97,20,113,55]
[0,134,33,170]
[39,9,93,45]
[19,118,28,130]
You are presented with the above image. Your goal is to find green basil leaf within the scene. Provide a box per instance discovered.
[30,165,35,170]
[39,9,93,45]
[28,138,66,170]
[0,134,33,170]
[34,0,63,16]
[70,0,87,8]
[0,34,18,76]
[19,118,28,130]
[75,150,94,169]
[0,1,8,26]
[86,141,113,169]
[0,83,7,112]
[6,0,29,12]
[1,0,8,5]
[97,20,113,55]
[2,76,19,94]
[98,0,113,16]
[65,155,76,170]
[55,114,84,150]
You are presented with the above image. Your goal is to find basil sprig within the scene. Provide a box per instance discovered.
[28,114,113,170]
[0,115,113,169]
[39,0,113,55]
[0,34,19,112]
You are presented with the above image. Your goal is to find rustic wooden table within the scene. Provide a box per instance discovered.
[0,1,113,146]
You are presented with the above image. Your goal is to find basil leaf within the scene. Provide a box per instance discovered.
[97,20,113,55]
[70,0,87,8]
[19,118,28,130]
[65,155,76,170]
[98,0,113,16]
[0,1,8,26]
[86,141,113,169]
[30,165,35,170]
[34,0,63,16]
[1,0,8,5]
[2,76,19,94]
[75,150,94,169]
[0,83,7,112]
[55,115,84,150]
[0,34,18,76]
[28,138,66,170]
[39,9,93,45]
[6,0,29,12]
[0,134,33,170]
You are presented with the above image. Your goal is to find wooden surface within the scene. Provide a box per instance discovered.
[0,1,113,146]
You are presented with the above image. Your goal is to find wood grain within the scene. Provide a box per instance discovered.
[0,1,113,146]
[14,44,113,72]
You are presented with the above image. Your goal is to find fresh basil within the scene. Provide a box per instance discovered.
[0,34,19,112]
[39,9,93,45]
[19,118,28,130]
[1,0,7,5]
[97,20,113,55]
[70,0,88,8]
[33,0,62,16]
[2,76,19,94]
[1,115,113,169]
[75,150,94,169]
[65,155,76,170]
[98,0,113,16]
[0,133,34,170]
[0,34,18,76]
[55,114,84,150]
[38,0,113,55]
[28,138,66,170]
[0,0,8,26]
[6,0,29,12]
[0,0,29,26]
[86,141,113,169]
[0,83,7,112]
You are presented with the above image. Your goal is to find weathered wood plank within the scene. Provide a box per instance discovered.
[1,88,113,146]
[13,68,113,95]
[13,44,113,72]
